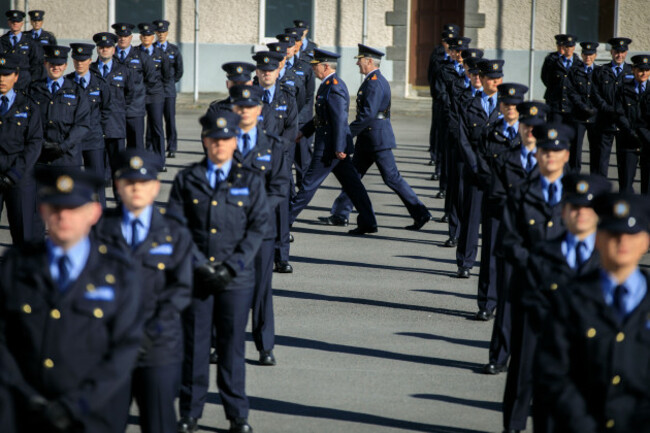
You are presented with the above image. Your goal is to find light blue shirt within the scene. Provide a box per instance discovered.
[206,158,232,188]
[32,29,41,38]
[117,46,131,59]
[636,80,647,94]
[540,174,563,204]
[261,83,276,103]
[502,120,519,139]
[584,65,593,74]
[157,41,167,52]
[237,127,258,156]
[47,237,91,289]
[561,232,596,269]
[480,92,498,116]
[560,55,573,69]
[1,89,17,111]
[600,268,647,318]
[46,77,64,93]
[452,60,464,76]
[120,204,152,246]
[520,146,537,170]
[75,72,91,88]
[611,61,624,75]
[141,45,153,56]
[98,59,113,75]
[301,37,307,51]
[278,66,286,80]
[10,32,22,45]
[443,52,450,61]
[471,86,482,97]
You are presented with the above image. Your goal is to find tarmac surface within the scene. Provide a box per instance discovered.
[1,99,648,433]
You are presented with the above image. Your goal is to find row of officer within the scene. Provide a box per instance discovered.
[1,10,44,90]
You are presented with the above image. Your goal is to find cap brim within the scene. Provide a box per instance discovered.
[536,140,570,150]
[226,75,252,83]
[482,72,504,78]
[72,55,92,61]
[519,116,546,126]
[611,46,628,52]
[39,194,93,208]
[232,99,260,107]
[7,18,24,22]
[634,64,650,70]
[46,58,67,65]
[309,59,322,64]
[203,130,238,139]
[96,42,115,47]
[565,196,595,207]
[115,170,158,181]
[598,220,647,234]
[256,64,279,71]
[0,67,18,75]
[499,97,524,105]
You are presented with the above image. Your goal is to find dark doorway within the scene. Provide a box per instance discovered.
[409,0,465,87]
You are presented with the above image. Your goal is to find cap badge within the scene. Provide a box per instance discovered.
[54,49,60,56]
[102,35,107,41]
[143,25,148,30]
[586,44,591,49]
[130,156,144,169]
[567,36,572,41]
[644,58,649,63]
[12,12,17,17]
[264,57,269,63]
[216,117,227,128]
[620,40,625,45]
[492,63,499,70]
[458,40,463,45]
[121,25,126,30]
[508,88,516,96]
[56,175,74,193]
[158,22,163,27]
[77,47,83,53]
[236,66,243,73]
[614,201,629,218]
[0,58,5,65]
[548,129,558,140]
[576,181,589,193]
[242,89,251,98]
[529,106,538,115]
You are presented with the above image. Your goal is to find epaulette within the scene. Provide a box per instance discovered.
[370,75,378,81]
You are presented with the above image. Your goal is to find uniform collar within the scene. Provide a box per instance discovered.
[75,72,91,87]
[600,267,647,314]
[46,236,91,284]
[237,126,258,155]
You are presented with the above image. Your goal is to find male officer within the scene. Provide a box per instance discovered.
[94,149,193,433]
[541,34,581,122]
[566,41,599,171]
[0,53,42,246]
[475,82,527,320]
[30,45,90,169]
[1,10,43,90]
[614,54,650,194]
[537,192,650,433]
[139,22,170,168]
[502,173,610,433]
[0,166,143,433]
[153,19,184,159]
[456,58,504,278]
[322,44,431,230]
[172,109,269,433]
[91,32,135,183]
[291,48,378,235]
[591,37,633,177]
[293,19,318,57]
[68,43,112,206]
[26,10,56,46]
[112,22,156,151]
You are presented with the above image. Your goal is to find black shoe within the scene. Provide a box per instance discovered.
[289,234,294,243]
[162,166,168,172]
[318,215,349,226]
[427,160,435,166]
[482,363,507,375]
[167,151,176,158]
[230,418,253,433]
[405,214,432,231]
[430,173,440,181]
[178,416,199,433]
[443,237,458,247]
[275,261,293,273]
[348,226,378,235]
[435,190,446,199]
[475,309,494,321]
[259,350,276,366]
[456,267,470,278]
[104,179,112,188]
[438,214,449,223]
[503,430,520,433]
[209,350,218,364]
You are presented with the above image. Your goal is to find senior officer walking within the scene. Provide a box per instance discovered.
[537,192,650,433]
[94,149,193,433]
[172,109,269,433]
[0,167,143,433]
[321,44,431,230]
[291,48,377,235]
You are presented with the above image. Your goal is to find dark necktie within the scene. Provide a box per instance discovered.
[120,50,126,62]
[51,81,59,94]
[32,31,38,39]
[475,90,483,98]
[613,284,628,320]
[285,61,292,72]
[57,255,71,291]
[79,77,86,88]
[525,152,535,172]
[103,64,109,78]
[11,35,17,47]
[640,83,646,94]
[487,97,494,113]
[0,95,8,116]
[215,168,223,188]
[575,241,586,268]
[586,66,592,75]
[548,182,557,206]
[506,126,516,140]
[263,89,271,104]
[242,133,251,154]
[615,66,621,76]
[131,219,140,250]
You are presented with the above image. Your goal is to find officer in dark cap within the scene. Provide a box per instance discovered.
[541,34,581,122]
[537,192,650,433]
[112,22,157,151]
[93,149,193,433]
[591,37,633,177]
[475,82,528,321]
[566,41,599,171]
[30,45,90,169]
[1,10,43,90]
[322,44,431,231]
[153,19,184,159]
[67,43,112,207]
[0,166,143,433]
[26,10,56,46]
[0,53,42,246]
[291,48,378,234]
[614,54,650,194]
[502,173,611,433]
[293,19,318,58]
[455,58,504,279]
[172,108,269,433]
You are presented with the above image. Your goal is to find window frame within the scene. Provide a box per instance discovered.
[258,0,316,44]
[561,0,619,41]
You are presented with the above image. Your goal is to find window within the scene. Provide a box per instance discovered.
[566,0,616,42]
[0,0,11,17]
[264,0,312,38]
[116,0,164,27]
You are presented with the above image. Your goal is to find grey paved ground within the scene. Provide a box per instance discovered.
[2,103,647,433]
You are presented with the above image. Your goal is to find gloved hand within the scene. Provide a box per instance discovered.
[0,175,15,192]
[29,396,74,432]
[194,262,235,293]
[583,107,597,117]
[41,141,64,161]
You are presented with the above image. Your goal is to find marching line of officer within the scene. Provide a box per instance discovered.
[1,10,44,91]
[25,10,57,47]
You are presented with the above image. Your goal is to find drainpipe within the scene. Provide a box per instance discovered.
[528,0,536,100]
[193,0,199,103]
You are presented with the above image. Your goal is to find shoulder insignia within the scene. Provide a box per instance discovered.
[333,78,339,85]
[371,75,378,81]
[325,80,330,85]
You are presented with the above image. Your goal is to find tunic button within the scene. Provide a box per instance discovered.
[157,263,165,270]
[93,308,104,318]
[22,304,32,314]
[550,283,558,291]
[606,419,615,429]
[261,166,266,171]
[528,219,535,225]
[237,201,243,207]
[615,332,625,342]
[586,328,596,338]
[547,221,554,227]
[211,200,218,206]
[611,375,621,385]
[209,256,215,262]
[44,358,54,368]
[50,309,61,319]
[193,199,199,204]
[211,228,217,234]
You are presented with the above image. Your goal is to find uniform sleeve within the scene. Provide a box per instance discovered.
[326,86,350,154]
[298,67,315,126]
[614,89,633,134]
[496,186,529,268]
[265,140,289,209]
[6,102,43,184]
[565,73,589,115]
[124,68,136,108]
[161,53,172,82]
[283,94,299,143]
[174,49,184,82]
[60,89,90,154]
[99,80,112,137]
[591,70,615,115]
[141,54,158,94]
[349,80,382,137]
[457,104,479,173]
[29,41,44,82]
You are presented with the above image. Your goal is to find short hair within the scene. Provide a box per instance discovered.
[323,61,337,70]
[370,57,381,68]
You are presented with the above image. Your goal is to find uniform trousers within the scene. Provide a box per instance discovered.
[446,148,463,239]
[130,364,181,433]
[145,101,166,166]
[126,116,145,150]
[253,239,275,352]
[293,135,313,196]
[0,179,37,247]
[290,154,377,229]
[179,285,253,421]
[477,210,500,313]
[456,170,483,269]
[163,97,177,153]
[275,198,291,263]
[570,122,598,172]
[82,148,106,207]
[488,258,513,366]
[330,147,428,221]
[590,129,617,177]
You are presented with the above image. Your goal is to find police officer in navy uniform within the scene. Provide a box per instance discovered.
[0,53,42,246]
[566,41,599,171]
[91,32,135,184]
[536,192,650,433]
[67,43,112,207]
[502,173,610,433]
[112,22,156,151]
[26,10,56,47]
[153,19,184,159]
[591,37,633,177]
[614,54,650,194]
[291,48,378,234]
[172,109,269,433]
[30,45,90,169]
[322,44,431,231]
[1,10,43,91]
[541,34,581,123]
[0,166,143,433]
[293,19,318,57]
[93,149,193,433]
